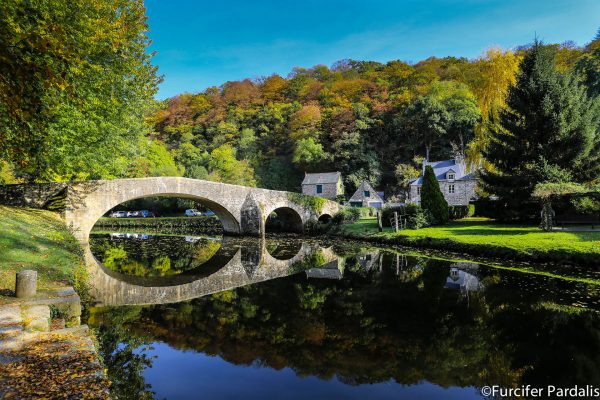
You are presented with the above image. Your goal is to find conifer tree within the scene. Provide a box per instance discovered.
[421,165,449,224]
[481,41,600,219]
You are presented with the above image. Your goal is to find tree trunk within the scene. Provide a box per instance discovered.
[540,201,554,232]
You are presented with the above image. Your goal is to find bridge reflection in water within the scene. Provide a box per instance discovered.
[87,235,340,306]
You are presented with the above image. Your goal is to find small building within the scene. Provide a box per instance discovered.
[409,155,477,206]
[301,171,344,199]
[349,181,385,208]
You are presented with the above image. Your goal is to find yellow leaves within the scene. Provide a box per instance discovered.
[0,334,110,399]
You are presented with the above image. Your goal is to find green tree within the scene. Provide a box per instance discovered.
[0,0,159,181]
[421,165,449,224]
[429,82,481,156]
[128,141,183,178]
[576,45,600,98]
[481,42,600,218]
[208,144,256,186]
[394,163,421,199]
[293,138,328,168]
[402,95,450,160]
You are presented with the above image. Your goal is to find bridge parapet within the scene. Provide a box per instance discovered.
[0,177,340,244]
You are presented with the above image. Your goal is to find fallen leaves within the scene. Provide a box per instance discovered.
[0,333,110,399]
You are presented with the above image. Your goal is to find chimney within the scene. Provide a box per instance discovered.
[454,153,465,173]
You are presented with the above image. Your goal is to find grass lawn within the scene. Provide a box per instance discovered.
[341,217,600,264]
[0,206,83,297]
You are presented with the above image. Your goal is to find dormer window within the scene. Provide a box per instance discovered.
[447,172,455,181]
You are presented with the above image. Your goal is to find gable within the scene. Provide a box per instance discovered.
[349,181,384,203]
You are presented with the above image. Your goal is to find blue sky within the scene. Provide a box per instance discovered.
[145,0,600,99]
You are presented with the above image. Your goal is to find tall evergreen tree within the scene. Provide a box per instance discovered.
[481,41,600,219]
[421,165,449,224]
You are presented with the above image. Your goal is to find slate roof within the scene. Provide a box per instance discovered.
[302,171,341,185]
[349,181,384,203]
[410,159,476,186]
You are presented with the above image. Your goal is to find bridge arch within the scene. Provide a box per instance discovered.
[318,213,333,223]
[100,193,240,234]
[265,206,304,233]
[64,178,249,245]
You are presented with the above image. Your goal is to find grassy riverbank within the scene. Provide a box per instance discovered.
[0,206,83,298]
[339,217,600,265]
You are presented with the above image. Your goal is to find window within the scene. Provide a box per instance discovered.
[447,173,455,180]
[316,185,323,194]
[364,190,370,197]
[417,187,421,195]
[448,184,455,194]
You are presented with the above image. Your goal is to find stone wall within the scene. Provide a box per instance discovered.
[409,179,477,206]
[302,182,339,199]
[0,182,67,210]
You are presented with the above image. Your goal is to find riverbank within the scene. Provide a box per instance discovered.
[337,217,600,266]
[0,206,109,398]
[0,206,86,300]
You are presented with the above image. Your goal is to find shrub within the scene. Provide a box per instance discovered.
[407,208,432,229]
[448,204,475,220]
[304,219,329,234]
[332,207,361,225]
[421,165,449,224]
[382,203,431,229]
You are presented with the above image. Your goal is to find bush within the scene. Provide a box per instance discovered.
[407,208,432,229]
[382,203,431,229]
[473,198,539,221]
[448,204,475,220]
[421,166,449,224]
[332,207,361,225]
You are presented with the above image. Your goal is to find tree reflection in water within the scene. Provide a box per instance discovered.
[86,242,600,399]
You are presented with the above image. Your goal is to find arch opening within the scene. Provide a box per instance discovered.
[265,207,303,233]
[318,214,332,224]
[93,194,240,236]
[87,236,240,287]
[265,239,303,260]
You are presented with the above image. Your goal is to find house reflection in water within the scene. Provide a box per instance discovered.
[306,260,345,280]
[445,263,483,294]
[357,251,381,271]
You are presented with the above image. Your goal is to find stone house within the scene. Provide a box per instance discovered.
[349,181,385,208]
[301,172,344,199]
[409,155,477,206]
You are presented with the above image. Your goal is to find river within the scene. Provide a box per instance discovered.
[86,229,600,400]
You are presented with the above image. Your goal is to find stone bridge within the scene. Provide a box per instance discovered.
[0,177,340,246]
[87,238,340,306]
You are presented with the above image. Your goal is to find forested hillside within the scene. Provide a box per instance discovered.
[1,1,598,200]
[147,36,599,196]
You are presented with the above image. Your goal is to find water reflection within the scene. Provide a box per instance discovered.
[87,232,600,400]
[88,233,340,305]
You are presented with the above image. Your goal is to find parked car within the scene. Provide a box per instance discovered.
[185,209,201,217]
[110,211,127,218]
[203,210,216,217]
[139,210,155,218]
[126,211,140,217]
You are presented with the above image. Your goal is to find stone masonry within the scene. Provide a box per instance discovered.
[0,177,340,247]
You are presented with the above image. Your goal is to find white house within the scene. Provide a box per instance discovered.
[409,155,477,206]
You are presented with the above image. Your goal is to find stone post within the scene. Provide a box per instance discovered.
[16,270,37,298]
[376,211,383,232]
